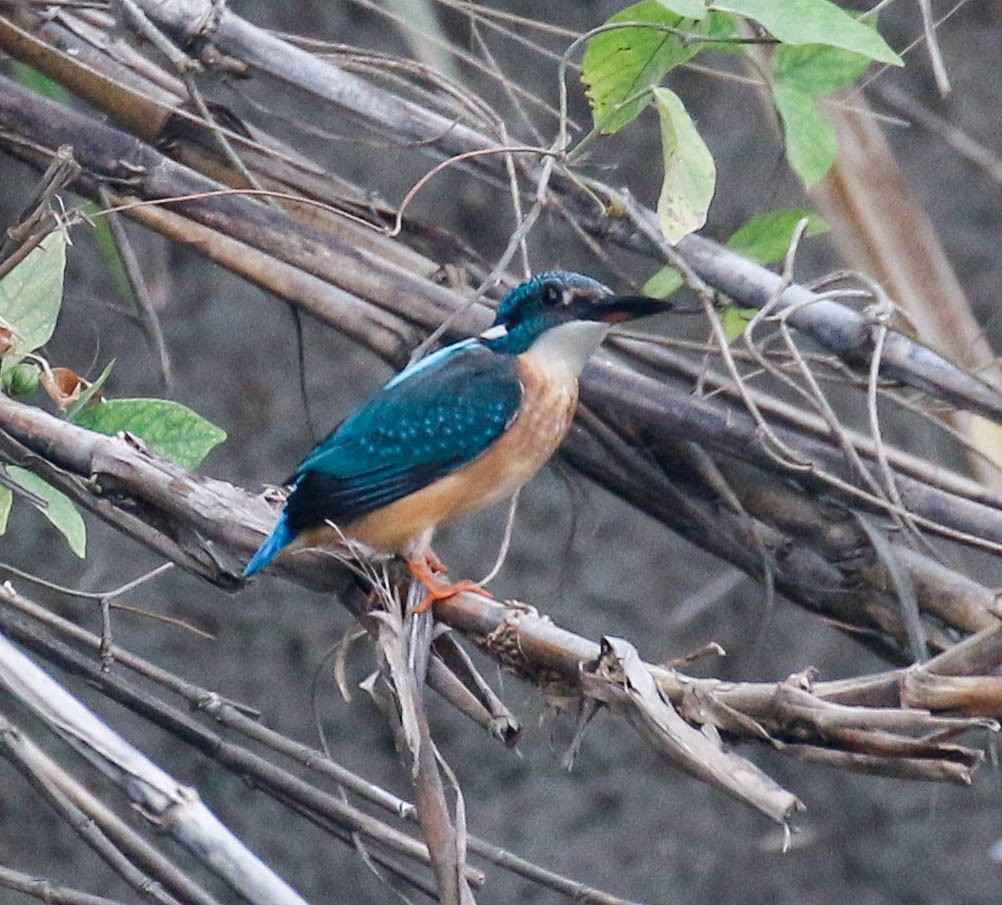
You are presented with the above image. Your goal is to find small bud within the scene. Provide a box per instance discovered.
[4,361,40,397]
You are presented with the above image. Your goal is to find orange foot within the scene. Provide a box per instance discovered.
[406,554,492,613]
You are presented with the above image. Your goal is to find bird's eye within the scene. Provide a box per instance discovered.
[542,283,562,306]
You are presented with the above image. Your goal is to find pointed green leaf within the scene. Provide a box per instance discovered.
[772,42,872,95]
[0,231,67,378]
[75,398,227,470]
[656,0,707,18]
[643,265,684,297]
[6,466,86,558]
[710,0,901,64]
[582,2,702,134]
[64,359,116,423]
[726,208,829,264]
[722,306,754,342]
[0,485,12,535]
[771,81,838,187]
[653,87,716,244]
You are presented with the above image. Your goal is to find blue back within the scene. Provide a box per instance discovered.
[243,274,615,577]
[282,341,522,534]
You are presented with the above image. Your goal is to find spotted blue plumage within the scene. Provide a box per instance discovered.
[242,343,522,576]
[243,271,670,578]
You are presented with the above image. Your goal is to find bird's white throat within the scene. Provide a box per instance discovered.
[522,320,611,378]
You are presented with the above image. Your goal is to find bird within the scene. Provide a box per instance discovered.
[243,271,670,608]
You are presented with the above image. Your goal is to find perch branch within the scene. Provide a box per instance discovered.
[0,582,638,905]
[0,602,486,892]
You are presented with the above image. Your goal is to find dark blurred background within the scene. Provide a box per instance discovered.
[1,2,1001,903]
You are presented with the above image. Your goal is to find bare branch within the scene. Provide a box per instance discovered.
[0,580,638,904]
[0,864,136,905]
[0,632,315,905]
[0,714,208,905]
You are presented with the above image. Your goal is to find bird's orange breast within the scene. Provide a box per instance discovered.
[333,353,579,555]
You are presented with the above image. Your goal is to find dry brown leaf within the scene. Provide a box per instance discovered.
[39,367,95,411]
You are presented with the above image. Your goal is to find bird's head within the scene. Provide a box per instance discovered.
[479,271,670,366]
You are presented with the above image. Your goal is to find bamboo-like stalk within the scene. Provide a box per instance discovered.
[0,713,217,905]
[0,864,136,905]
[2,76,1002,658]
[2,5,1000,425]
[0,633,316,905]
[0,400,993,781]
[0,582,644,905]
[0,2,1001,897]
[93,0,1002,423]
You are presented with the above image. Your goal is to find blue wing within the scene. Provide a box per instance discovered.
[243,342,523,577]
[246,341,521,577]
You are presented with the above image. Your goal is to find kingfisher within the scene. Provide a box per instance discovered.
[243,271,669,608]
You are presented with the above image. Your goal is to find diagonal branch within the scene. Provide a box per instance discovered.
[0,582,639,905]
[0,631,315,905]
[103,0,1002,423]
[0,392,993,813]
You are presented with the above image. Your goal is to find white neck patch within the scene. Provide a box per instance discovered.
[522,320,610,377]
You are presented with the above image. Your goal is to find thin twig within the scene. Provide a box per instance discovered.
[916,0,951,96]
[96,188,172,390]
[0,864,134,905]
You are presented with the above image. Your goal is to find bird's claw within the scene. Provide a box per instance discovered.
[413,579,490,613]
[406,554,493,612]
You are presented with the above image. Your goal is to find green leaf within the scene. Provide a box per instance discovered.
[10,61,73,104]
[726,208,829,264]
[643,266,684,297]
[645,209,829,299]
[710,0,901,64]
[0,485,11,535]
[771,81,838,187]
[0,231,67,378]
[656,0,707,18]
[772,42,872,95]
[75,398,227,470]
[64,359,116,423]
[721,306,754,342]
[769,33,877,189]
[6,466,86,558]
[653,87,716,244]
[582,2,703,134]
[700,10,745,53]
[84,201,132,300]
[718,209,831,340]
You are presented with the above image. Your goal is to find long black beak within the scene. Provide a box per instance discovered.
[570,293,674,324]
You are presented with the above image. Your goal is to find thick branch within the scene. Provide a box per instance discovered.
[0,394,992,798]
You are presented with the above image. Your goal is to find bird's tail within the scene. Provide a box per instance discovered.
[243,513,294,578]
